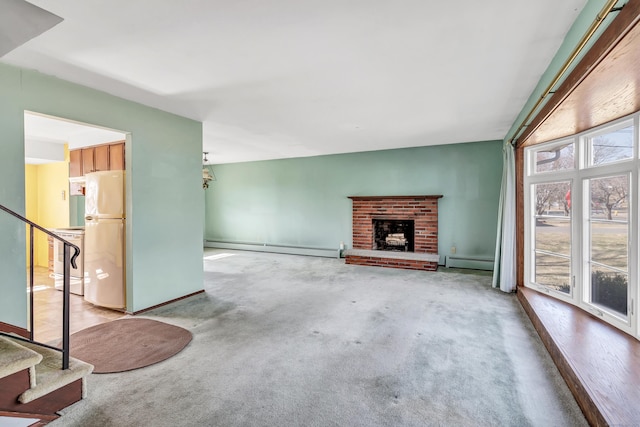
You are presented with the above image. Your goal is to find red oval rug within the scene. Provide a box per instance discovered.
[68,318,192,373]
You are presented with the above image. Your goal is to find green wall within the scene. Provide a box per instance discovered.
[69,195,85,227]
[205,140,502,258]
[0,63,204,327]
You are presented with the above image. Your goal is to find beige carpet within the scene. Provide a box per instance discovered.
[68,318,192,373]
[52,250,586,426]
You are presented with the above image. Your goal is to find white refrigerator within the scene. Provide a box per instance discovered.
[84,170,125,309]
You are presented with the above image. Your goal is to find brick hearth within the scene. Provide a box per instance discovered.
[345,195,442,271]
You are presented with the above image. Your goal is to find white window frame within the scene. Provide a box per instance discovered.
[524,113,639,340]
[529,138,575,175]
[583,118,635,169]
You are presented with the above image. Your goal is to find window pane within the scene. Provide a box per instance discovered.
[534,143,574,173]
[589,175,629,271]
[588,174,629,318]
[591,267,628,316]
[536,217,570,256]
[588,125,633,166]
[591,222,628,271]
[534,181,571,217]
[533,180,572,294]
[534,253,571,294]
[589,175,629,220]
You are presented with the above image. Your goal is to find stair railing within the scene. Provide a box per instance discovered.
[0,204,80,370]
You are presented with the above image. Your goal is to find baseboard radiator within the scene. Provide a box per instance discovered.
[445,255,494,271]
[204,240,341,258]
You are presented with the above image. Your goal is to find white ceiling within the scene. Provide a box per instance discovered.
[4,0,587,164]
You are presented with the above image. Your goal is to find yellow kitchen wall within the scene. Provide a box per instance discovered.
[35,161,70,265]
[24,156,70,268]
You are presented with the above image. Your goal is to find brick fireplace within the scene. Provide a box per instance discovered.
[344,195,442,271]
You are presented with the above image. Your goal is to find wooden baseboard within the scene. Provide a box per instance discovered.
[128,289,205,315]
[0,322,29,338]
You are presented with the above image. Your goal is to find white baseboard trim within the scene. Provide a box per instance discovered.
[445,255,494,271]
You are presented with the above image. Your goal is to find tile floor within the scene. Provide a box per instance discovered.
[28,266,124,343]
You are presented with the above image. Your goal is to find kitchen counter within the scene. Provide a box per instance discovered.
[50,227,85,235]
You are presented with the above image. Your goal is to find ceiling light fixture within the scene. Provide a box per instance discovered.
[203,152,216,189]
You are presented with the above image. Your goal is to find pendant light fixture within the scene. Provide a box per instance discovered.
[202,152,216,189]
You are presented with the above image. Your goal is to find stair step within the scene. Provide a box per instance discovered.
[0,336,42,386]
[2,338,94,404]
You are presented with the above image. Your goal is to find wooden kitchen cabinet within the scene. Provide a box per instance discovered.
[81,147,95,174]
[94,145,110,171]
[109,142,125,170]
[71,141,125,176]
[69,150,82,177]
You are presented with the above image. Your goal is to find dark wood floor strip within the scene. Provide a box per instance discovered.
[518,287,640,427]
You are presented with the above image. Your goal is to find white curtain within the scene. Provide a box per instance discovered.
[492,142,516,293]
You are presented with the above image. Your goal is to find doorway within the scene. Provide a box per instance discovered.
[24,111,129,341]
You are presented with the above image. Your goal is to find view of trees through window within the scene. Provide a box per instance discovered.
[534,181,571,294]
[535,142,574,173]
[588,126,634,166]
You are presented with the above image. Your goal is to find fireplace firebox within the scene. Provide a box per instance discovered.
[373,219,414,252]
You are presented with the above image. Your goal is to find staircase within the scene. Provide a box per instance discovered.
[0,335,93,424]
[1,203,92,425]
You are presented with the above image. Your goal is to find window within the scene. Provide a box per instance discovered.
[532,141,574,174]
[585,174,629,317]
[533,181,572,294]
[586,124,634,166]
[525,117,638,338]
